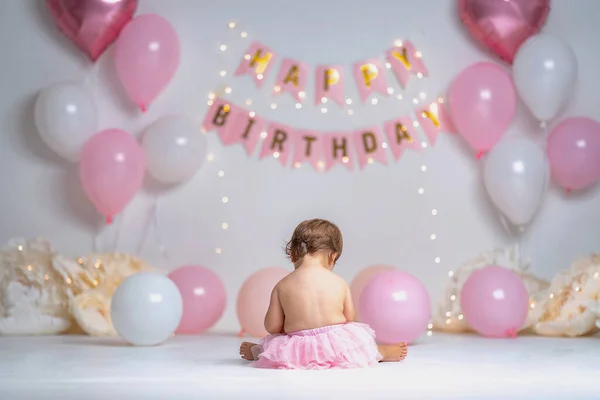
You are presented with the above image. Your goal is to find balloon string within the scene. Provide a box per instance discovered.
[154,196,169,260]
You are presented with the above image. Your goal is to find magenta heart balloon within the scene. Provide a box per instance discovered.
[458,0,550,64]
[46,0,138,62]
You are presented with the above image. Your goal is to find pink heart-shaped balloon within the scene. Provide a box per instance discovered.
[46,0,138,62]
[458,0,550,64]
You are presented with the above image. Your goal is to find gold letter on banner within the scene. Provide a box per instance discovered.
[395,123,413,144]
[360,63,378,88]
[392,47,412,70]
[249,49,273,75]
[270,129,288,151]
[362,132,377,153]
[422,103,441,128]
[283,65,300,86]
[303,136,316,157]
[212,104,231,127]
[324,68,340,91]
[332,137,348,159]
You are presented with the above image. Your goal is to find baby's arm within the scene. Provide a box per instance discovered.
[343,283,356,322]
[264,286,285,334]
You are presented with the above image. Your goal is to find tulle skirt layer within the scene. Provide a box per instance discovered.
[250,322,382,370]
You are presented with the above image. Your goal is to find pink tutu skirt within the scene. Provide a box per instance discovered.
[250,322,382,370]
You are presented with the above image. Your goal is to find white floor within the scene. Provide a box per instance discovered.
[0,333,599,399]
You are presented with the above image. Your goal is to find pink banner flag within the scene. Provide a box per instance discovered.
[235,41,278,88]
[223,109,266,156]
[385,40,428,88]
[292,130,324,171]
[314,65,345,107]
[352,59,389,103]
[274,58,309,102]
[322,132,354,172]
[417,99,456,146]
[259,122,294,167]
[201,98,241,144]
[383,117,423,160]
[353,127,388,169]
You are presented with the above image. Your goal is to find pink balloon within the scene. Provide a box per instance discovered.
[46,0,137,62]
[236,267,289,338]
[448,62,516,156]
[168,266,226,334]
[359,270,431,344]
[547,117,600,192]
[458,0,550,64]
[114,14,180,112]
[460,266,529,338]
[350,265,395,320]
[79,129,145,223]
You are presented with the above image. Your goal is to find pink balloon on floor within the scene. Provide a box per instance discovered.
[168,266,226,334]
[114,14,180,112]
[79,129,145,223]
[350,265,395,320]
[448,62,516,156]
[236,267,289,338]
[460,266,529,338]
[547,117,600,192]
[359,270,431,344]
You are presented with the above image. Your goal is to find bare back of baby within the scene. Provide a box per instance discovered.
[277,265,351,333]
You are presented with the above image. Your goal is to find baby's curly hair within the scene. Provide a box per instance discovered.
[285,219,343,265]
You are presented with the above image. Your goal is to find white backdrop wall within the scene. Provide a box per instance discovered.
[1,0,599,332]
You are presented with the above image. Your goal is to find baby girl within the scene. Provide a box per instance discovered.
[239,218,407,369]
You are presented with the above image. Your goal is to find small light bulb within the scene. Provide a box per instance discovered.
[207,153,215,162]
[419,92,426,100]
[17,245,24,252]
[427,323,434,329]
[257,74,264,80]
[530,302,536,309]
[575,286,581,292]
[430,234,436,240]
[434,257,441,264]
[437,97,444,104]
[273,85,281,93]
[450,295,456,301]
[228,21,236,28]
[219,44,227,51]
[321,107,328,114]
[321,97,328,103]
[445,311,451,317]
[317,161,325,170]
[217,170,225,178]
[245,99,252,106]
[222,197,229,204]
[299,91,306,99]
[27,265,32,271]
[270,103,277,110]
[458,314,464,320]
[224,87,232,94]
[421,141,428,148]
[413,121,420,128]
[427,331,433,336]
[345,98,352,105]
[394,39,403,47]
[367,157,374,164]
[381,143,388,149]
[44,275,49,281]
[385,62,392,69]
[421,165,427,172]
[347,109,354,115]
[244,54,250,60]
[396,94,403,100]
[207,100,214,106]
[412,98,419,105]
[294,162,301,169]
[222,222,228,230]
[431,209,438,216]
[240,32,248,38]
[249,111,256,117]
[418,188,424,195]
[448,271,454,277]
[417,72,423,79]
[445,319,451,325]
[342,156,349,163]
[215,247,222,254]
[65,278,72,284]
[219,70,226,77]
[549,293,555,298]
[371,98,379,105]
[273,152,280,159]
[260,131,267,139]
[295,103,302,109]
[387,87,394,95]
[415,51,422,58]
[594,272,599,279]
[208,92,216,100]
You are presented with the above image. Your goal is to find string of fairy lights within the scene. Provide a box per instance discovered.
[207,21,459,336]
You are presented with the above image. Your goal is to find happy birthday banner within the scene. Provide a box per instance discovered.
[235,40,429,105]
[202,98,456,172]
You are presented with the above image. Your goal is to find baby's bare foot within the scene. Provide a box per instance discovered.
[239,342,257,361]
[378,343,408,362]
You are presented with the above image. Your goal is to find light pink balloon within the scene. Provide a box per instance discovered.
[79,129,145,223]
[236,267,289,338]
[114,14,180,112]
[168,266,226,334]
[460,266,529,338]
[359,270,431,344]
[448,62,516,156]
[350,265,395,320]
[547,117,600,192]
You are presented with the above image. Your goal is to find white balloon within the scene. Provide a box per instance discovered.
[483,137,549,228]
[513,34,577,122]
[34,82,98,162]
[111,272,183,346]
[142,115,207,184]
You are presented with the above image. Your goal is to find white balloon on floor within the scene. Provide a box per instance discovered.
[34,82,98,162]
[142,115,207,184]
[111,272,183,346]
[513,34,578,123]
[483,136,549,228]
